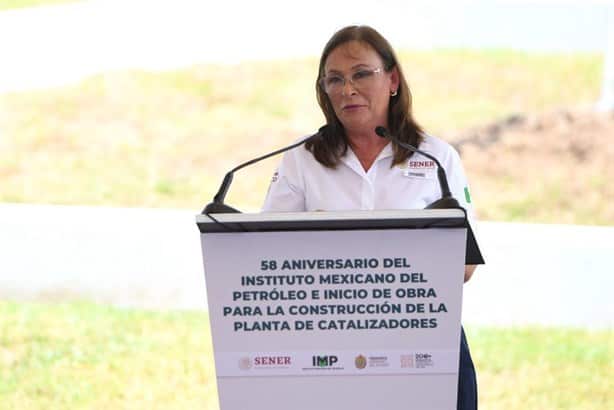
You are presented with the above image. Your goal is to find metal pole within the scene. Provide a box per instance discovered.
[598,6,614,111]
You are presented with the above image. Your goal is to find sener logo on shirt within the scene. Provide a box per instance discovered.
[408,160,436,169]
[403,159,436,179]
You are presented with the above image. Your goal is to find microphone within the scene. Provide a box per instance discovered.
[202,125,329,214]
[374,126,460,209]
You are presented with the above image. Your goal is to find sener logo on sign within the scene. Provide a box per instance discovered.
[254,356,291,366]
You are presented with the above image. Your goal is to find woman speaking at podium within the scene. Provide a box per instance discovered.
[262,25,478,410]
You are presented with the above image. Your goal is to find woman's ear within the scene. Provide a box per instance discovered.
[389,66,400,94]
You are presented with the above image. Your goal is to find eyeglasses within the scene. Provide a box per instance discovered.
[319,67,384,95]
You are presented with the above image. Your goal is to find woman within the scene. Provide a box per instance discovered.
[263,25,478,410]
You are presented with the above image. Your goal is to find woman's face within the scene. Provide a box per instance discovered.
[323,41,398,136]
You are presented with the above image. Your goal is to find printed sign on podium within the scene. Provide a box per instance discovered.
[197,209,468,410]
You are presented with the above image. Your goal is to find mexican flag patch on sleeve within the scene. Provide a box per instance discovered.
[464,187,472,204]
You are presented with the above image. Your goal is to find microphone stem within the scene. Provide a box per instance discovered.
[229,135,312,175]
[212,135,312,205]
[207,128,325,213]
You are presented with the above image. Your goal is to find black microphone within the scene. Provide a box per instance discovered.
[375,126,460,209]
[202,125,329,214]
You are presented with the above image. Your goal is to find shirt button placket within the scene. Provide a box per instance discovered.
[362,168,376,210]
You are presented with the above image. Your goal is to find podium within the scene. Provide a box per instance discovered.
[196,209,478,410]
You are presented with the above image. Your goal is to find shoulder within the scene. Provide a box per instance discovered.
[278,136,319,167]
[418,133,465,174]
[274,134,322,178]
[420,133,463,164]
[419,133,458,158]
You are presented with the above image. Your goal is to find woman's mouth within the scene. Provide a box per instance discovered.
[343,104,364,111]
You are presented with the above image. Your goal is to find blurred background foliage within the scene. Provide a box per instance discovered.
[0,0,79,10]
[0,50,606,223]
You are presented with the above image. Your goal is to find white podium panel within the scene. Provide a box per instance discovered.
[199,216,467,410]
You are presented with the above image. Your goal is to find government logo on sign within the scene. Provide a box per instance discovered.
[355,354,367,369]
[238,357,252,370]
[400,354,414,368]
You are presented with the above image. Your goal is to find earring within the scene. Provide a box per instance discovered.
[390,89,398,97]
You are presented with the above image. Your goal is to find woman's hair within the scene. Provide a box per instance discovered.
[306,25,424,168]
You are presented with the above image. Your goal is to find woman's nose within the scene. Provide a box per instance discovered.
[341,79,358,96]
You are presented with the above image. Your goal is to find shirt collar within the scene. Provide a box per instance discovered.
[340,142,394,175]
[378,142,394,160]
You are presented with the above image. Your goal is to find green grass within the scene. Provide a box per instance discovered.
[467,326,613,409]
[0,50,605,220]
[1,301,611,409]
[0,0,80,10]
[0,301,218,410]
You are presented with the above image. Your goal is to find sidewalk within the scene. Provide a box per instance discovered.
[1,203,612,328]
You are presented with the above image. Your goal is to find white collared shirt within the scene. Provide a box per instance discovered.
[262,134,475,222]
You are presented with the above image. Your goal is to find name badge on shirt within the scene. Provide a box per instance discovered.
[402,159,437,179]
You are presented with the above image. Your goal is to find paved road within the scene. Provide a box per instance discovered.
[1,203,612,328]
[0,204,206,309]
[0,0,609,93]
